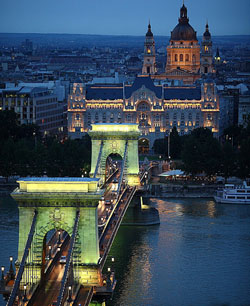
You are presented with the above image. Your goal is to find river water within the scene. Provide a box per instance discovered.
[0,196,250,306]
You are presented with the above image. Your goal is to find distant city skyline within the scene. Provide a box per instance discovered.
[1,0,250,36]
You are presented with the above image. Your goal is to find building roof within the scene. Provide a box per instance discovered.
[164,86,201,100]
[146,23,153,37]
[84,77,201,101]
[86,84,123,100]
[18,177,99,182]
[170,4,197,41]
[125,76,162,99]
[203,23,211,39]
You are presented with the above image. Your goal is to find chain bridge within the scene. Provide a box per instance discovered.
[0,124,158,306]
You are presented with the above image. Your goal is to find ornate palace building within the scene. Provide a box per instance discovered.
[68,3,219,151]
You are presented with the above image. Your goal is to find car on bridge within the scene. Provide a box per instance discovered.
[60,255,66,264]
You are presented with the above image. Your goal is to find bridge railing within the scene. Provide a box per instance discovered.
[56,210,80,306]
[99,186,136,269]
[7,210,38,306]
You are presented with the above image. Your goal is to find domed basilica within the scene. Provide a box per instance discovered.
[142,3,214,84]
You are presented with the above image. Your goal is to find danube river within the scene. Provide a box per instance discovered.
[1,196,250,306]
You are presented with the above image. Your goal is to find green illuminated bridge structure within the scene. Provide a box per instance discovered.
[1,124,157,306]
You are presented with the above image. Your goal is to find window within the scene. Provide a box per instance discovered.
[175,54,178,62]
[180,54,183,62]
[192,54,196,62]
[185,54,189,61]
[138,102,150,111]
[147,67,150,74]
[126,114,131,122]
[110,113,114,123]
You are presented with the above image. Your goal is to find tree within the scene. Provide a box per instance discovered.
[0,139,17,181]
[170,127,182,159]
[0,110,19,141]
[220,142,236,180]
[153,138,168,155]
[181,128,221,176]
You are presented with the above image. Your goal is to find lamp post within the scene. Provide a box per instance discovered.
[9,256,15,280]
[67,286,73,303]
[23,284,28,304]
[167,129,172,160]
[1,266,4,280]
[0,266,5,290]
[58,231,61,245]
[48,245,52,259]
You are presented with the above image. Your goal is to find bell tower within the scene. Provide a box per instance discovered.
[142,22,156,75]
[201,22,213,74]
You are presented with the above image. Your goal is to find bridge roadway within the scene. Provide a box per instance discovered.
[27,234,70,306]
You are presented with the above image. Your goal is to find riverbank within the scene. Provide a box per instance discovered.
[0,183,18,196]
[144,193,213,198]
[147,182,220,198]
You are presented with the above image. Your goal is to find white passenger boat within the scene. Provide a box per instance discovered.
[214,181,250,204]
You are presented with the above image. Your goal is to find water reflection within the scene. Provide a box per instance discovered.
[108,198,250,306]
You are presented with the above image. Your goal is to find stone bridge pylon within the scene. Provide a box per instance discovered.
[89,124,141,186]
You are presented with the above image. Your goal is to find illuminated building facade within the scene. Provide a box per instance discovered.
[68,76,219,149]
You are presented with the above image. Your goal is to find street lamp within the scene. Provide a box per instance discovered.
[23,284,28,303]
[58,231,61,244]
[9,256,15,280]
[67,286,73,303]
[111,257,115,263]
[48,245,52,259]
[1,267,4,280]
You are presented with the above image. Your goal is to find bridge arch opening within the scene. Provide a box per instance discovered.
[41,229,70,278]
[105,153,122,183]
[138,138,149,154]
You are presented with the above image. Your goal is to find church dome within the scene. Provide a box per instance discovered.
[170,4,197,41]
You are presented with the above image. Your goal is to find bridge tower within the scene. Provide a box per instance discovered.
[89,123,141,186]
[11,178,103,289]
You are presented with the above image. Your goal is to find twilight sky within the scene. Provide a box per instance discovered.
[1,0,250,36]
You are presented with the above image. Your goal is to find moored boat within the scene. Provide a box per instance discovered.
[214,181,250,204]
